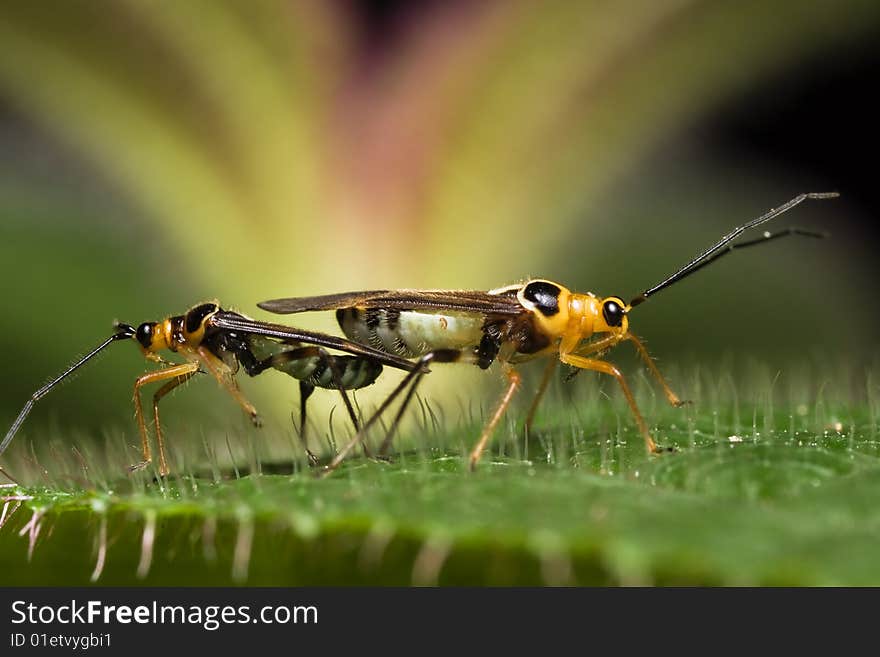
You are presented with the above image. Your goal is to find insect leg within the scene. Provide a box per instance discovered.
[321,350,456,476]
[254,346,323,464]
[377,349,470,457]
[625,334,689,407]
[322,358,428,474]
[298,381,319,466]
[563,332,627,381]
[263,345,371,462]
[524,359,558,434]
[377,367,430,457]
[320,350,373,459]
[195,346,261,427]
[469,365,522,471]
[559,353,662,454]
[130,362,200,474]
[151,369,198,477]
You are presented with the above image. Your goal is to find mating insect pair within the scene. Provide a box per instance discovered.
[0,192,838,481]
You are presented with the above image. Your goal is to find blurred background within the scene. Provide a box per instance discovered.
[0,0,878,468]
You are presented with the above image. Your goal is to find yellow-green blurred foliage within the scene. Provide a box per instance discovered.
[0,1,877,447]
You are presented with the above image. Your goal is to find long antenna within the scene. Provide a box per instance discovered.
[0,325,136,458]
[629,192,839,307]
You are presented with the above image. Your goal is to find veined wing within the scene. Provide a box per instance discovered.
[258,288,525,316]
[209,312,416,372]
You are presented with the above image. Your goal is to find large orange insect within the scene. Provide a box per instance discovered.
[259,193,839,473]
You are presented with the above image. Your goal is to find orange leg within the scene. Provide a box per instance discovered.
[559,353,662,454]
[131,362,200,475]
[469,365,522,471]
[151,370,198,476]
[625,334,688,407]
[196,346,261,427]
[524,358,557,434]
[571,333,688,408]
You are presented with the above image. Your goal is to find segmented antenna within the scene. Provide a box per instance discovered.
[629,192,839,307]
[0,325,136,458]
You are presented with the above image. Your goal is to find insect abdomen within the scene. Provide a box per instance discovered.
[300,355,382,390]
[244,336,382,390]
[336,308,485,357]
[270,351,382,390]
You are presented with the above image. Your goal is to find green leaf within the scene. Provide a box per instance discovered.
[3,390,878,585]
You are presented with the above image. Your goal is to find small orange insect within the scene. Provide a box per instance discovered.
[0,304,416,480]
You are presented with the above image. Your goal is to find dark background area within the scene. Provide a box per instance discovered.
[707,28,880,240]
[360,0,879,231]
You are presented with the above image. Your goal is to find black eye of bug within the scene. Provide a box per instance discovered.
[522,281,561,316]
[135,322,155,348]
[185,303,219,333]
[602,299,625,327]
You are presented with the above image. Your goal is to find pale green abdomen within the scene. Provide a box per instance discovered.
[337,308,485,357]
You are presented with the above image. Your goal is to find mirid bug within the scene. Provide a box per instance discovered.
[0,303,417,480]
[259,192,839,473]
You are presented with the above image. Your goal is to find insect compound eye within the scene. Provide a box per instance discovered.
[602,299,625,327]
[185,303,219,334]
[135,322,156,348]
[522,281,561,316]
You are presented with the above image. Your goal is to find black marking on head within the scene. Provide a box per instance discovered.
[602,298,625,327]
[185,303,219,334]
[135,322,156,349]
[523,281,561,316]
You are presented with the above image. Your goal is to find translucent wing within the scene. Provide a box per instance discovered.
[208,312,416,372]
[258,288,524,316]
